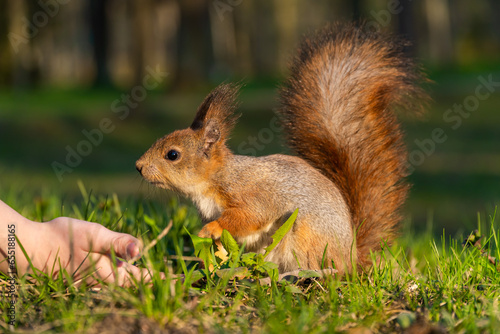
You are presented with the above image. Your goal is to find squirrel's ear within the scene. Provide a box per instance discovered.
[190,83,241,142]
[202,120,221,154]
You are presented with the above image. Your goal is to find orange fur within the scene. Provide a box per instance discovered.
[278,23,428,268]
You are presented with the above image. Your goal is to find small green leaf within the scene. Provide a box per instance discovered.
[241,253,258,266]
[259,261,278,271]
[264,208,298,258]
[298,270,322,278]
[184,227,213,268]
[186,270,205,285]
[259,261,279,281]
[285,285,304,294]
[221,229,240,263]
[215,267,249,280]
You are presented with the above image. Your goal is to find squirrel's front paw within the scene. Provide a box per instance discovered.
[198,220,223,240]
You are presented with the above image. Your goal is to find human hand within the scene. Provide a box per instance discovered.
[17,217,154,287]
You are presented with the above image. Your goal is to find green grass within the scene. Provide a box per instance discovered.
[0,69,499,331]
[1,185,499,333]
[1,70,500,235]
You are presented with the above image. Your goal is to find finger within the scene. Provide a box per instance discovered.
[77,222,143,261]
[108,234,143,261]
[115,263,154,287]
[83,256,163,287]
[126,242,141,259]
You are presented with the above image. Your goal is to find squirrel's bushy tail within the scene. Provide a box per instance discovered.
[278,23,428,268]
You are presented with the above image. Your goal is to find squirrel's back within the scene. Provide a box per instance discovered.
[278,23,428,268]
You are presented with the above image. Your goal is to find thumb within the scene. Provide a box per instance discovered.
[111,234,142,260]
[85,223,143,260]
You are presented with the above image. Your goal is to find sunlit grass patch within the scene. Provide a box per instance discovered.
[1,185,499,333]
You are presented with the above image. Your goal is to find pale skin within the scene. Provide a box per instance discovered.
[0,199,153,287]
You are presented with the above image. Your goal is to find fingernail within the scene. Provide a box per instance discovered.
[126,242,140,260]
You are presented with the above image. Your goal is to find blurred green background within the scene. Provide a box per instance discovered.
[0,0,499,236]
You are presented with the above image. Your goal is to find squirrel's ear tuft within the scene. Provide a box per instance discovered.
[190,83,241,141]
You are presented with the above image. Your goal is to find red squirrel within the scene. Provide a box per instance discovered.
[136,23,428,274]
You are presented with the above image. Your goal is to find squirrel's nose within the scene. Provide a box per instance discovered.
[135,161,144,174]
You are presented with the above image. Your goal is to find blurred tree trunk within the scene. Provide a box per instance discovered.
[208,0,237,81]
[132,0,151,87]
[0,1,11,87]
[247,0,277,77]
[424,0,454,64]
[274,0,298,73]
[8,0,38,89]
[90,0,111,87]
[26,0,41,87]
[228,1,253,77]
[174,0,213,88]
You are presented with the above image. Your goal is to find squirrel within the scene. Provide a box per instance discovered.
[135,23,428,274]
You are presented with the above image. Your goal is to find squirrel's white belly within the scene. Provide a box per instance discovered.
[193,195,222,222]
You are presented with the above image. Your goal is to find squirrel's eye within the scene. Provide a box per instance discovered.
[166,150,180,161]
